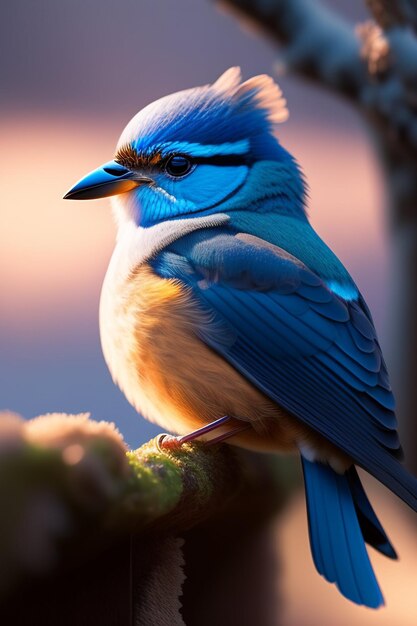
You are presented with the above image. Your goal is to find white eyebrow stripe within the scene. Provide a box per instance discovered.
[157,139,250,157]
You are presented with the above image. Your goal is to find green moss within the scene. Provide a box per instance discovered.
[126,447,184,521]
[160,443,214,499]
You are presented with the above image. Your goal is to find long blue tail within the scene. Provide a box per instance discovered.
[301,457,395,608]
[346,466,397,560]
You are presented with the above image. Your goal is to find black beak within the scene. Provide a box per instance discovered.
[63,160,153,200]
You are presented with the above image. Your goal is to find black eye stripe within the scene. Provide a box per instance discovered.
[191,154,249,167]
[162,152,249,178]
[115,144,250,172]
[163,154,248,169]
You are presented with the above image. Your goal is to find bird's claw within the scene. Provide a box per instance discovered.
[157,417,251,452]
[157,416,233,452]
[157,433,183,451]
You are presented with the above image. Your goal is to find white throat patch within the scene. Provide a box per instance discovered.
[107,213,230,283]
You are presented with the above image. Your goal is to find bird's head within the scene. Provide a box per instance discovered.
[64,68,306,226]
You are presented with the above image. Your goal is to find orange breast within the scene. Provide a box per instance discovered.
[100,263,344,458]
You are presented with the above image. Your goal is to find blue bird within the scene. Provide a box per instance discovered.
[64,68,417,608]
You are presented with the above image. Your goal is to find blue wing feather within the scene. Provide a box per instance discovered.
[151,226,417,510]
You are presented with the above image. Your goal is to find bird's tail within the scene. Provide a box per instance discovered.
[301,457,397,608]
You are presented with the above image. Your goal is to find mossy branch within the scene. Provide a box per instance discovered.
[0,411,296,603]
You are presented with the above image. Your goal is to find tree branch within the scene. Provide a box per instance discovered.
[366,0,416,30]
[0,411,294,605]
[218,0,366,96]
[216,0,417,159]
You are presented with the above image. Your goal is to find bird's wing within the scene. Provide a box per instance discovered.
[151,227,417,511]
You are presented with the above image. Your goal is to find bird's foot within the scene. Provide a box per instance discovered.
[157,415,250,451]
[157,434,183,451]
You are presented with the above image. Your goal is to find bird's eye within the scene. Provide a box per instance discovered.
[165,155,193,178]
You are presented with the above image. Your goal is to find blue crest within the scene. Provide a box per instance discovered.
[111,68,307,226]
[117,67,289,155]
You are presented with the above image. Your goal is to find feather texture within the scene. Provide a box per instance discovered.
[151,227,417,513]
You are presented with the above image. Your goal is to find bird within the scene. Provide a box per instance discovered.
[64,67,417,608]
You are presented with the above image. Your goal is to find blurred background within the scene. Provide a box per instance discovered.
[1,0,416,623]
